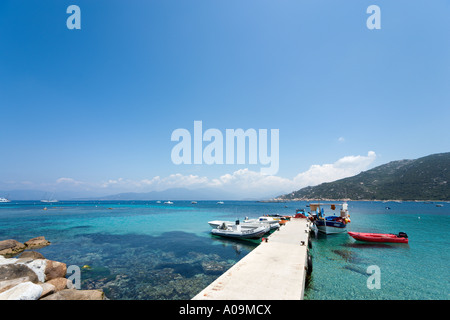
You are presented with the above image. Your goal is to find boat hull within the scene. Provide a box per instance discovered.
[211,226,268,239]
[208,220,266,230]
[209,219,278,230]
[314,219,347,234]
[348,232,408,243]
[243,218,280,230]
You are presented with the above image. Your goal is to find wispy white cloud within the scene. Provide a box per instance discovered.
[97,151,377,198]
[100,174,209,191]
[56,177,84,185]
[291,151,376,188]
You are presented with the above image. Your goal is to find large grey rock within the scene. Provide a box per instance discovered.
[0,263,39,283]
[0,281,43,300]
[19,259,47,283]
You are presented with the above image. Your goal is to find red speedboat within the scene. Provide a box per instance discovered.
[348,231,409,243]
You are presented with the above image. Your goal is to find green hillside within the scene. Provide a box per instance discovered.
[279,152,450,201]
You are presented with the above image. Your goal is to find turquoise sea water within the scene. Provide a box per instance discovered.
[0,200,448,300]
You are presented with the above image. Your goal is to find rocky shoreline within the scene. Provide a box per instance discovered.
[0,236,106,300]
[258,198,449,202]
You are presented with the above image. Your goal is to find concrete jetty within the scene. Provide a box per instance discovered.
[193,218,311,300]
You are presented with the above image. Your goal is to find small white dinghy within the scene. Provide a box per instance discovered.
[211,220,268,239]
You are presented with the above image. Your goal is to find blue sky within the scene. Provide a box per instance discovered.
[1,0,449,198]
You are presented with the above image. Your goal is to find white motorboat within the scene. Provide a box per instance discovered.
[208,220,270,232]
[243,216,280,230]
[164,201,174,204]
[211,221,268,239]
[0,197,11,203]
[216,201,224,204]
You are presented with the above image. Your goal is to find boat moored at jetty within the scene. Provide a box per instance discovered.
[308,202,351,234]
[208,218,275,231]
[211,220,269,239]
[294,209,307,218]
[243,216,280,230]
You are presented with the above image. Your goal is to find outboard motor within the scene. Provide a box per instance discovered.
[398,232,408,238]
[235,219,241,232]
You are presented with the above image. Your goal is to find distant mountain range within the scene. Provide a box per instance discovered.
[278,152,450,201]
[82,188,238,201]
[0,187,244,201]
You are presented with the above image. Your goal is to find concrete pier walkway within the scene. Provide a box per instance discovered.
[193,218,311,300]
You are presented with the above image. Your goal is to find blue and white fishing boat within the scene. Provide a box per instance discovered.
[309,202,351,234]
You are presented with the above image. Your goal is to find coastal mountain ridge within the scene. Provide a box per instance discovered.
[278,152,450,201]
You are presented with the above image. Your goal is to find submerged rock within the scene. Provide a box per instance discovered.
[343,265,368,276]
[201,260,227,274]
[332,249,362,263]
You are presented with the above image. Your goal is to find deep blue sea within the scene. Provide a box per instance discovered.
[0,200,448,300]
